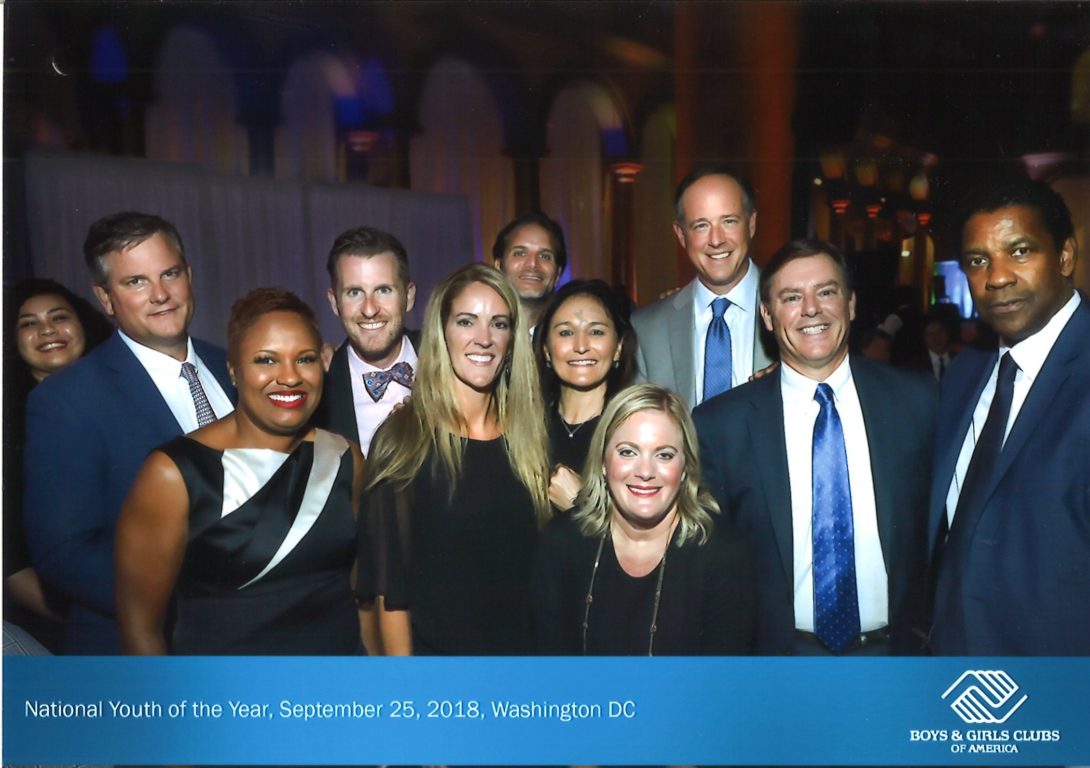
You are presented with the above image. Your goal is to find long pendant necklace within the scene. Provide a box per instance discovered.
[559,416,587,439]
[581,530,669,656]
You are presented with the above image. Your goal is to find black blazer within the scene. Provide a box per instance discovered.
[313,331,420,446]
[693,356,936,654]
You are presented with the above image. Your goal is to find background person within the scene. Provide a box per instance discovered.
[4,278,112,646]
[533,279,637,512]
[491,211,567,331]
[532,384,756,655]
[358,263,551,655]
[116,288,364,655]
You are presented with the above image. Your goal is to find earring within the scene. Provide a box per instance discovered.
[612,360,620,369]
[545,358,552,369]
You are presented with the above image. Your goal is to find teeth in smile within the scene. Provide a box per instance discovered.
[269,393,304,403]
[467,354,493,363]
[38,342,66,351]
[359,321,385,330]
[628,486,659,496]
[708,252,731,260]
[801,324,829,335]
[568,360,597,366]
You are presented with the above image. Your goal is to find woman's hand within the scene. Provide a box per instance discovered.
[548,464,583,511]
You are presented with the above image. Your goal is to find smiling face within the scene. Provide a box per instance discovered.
[327,252,416,368]
[760,253,856,381]
[961,205,1076,345]
[674,174,757,295]
[230,310,324,438]
[16,293,87,381]
[605,409,686,531]
[544,294,622,393]
[92,233,194,360]
[495,223,561,301]
[444,281,513,394]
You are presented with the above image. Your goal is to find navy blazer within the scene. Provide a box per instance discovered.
[694,356,936,654]
[23,332,233,654]
[929,299,1090,655]
[312,332,419,449]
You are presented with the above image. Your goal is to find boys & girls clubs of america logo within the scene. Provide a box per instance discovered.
[908,670,1060,755]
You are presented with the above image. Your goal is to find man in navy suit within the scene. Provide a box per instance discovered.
[930,180,1088,655]
[695,240,935,655]
[23,212,234,654]
[313,226,418,455]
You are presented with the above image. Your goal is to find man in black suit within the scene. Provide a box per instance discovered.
[313,226,418,454]
[695,239,936,655]
[929,179,1088,655]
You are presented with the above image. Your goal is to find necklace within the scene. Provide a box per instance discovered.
[581,528,670,656]
[560,417,586,439]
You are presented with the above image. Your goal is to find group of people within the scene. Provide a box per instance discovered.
[6,164,1087,659]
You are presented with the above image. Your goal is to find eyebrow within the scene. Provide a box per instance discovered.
[19,305,69,318]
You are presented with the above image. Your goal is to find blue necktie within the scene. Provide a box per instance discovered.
[812,382,860,654]
[180,362,217,427]
[703,297,733,401]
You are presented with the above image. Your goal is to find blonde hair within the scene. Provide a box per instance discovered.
[366,263,552,526]
[573,383,718,545]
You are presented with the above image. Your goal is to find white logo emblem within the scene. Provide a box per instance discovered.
[942,670,1028,724]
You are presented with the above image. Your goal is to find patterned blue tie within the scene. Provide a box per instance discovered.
[180,362,217,427]
[812,382,860,653]
[703,297,733,401]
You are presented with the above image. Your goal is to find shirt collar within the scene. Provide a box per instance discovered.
[780,352,852,405]
[117,329,197,373]
[1003,291,1081,385]
[692,258,758,315]
[346,335,415,376]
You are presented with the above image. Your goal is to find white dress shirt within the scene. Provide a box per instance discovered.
[118,331,234,433]
[945,292,1082,525]
[347,335,418,455]
[692,259,758,404]
[780,356,889,633]
[928,350,950,381]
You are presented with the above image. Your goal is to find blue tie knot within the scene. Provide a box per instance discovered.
[814,382,834,407]
[712,296,731,320]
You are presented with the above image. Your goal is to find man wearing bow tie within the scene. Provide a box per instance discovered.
[315,226,419,455]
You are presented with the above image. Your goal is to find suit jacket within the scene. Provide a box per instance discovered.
[929,299,1090,655]
[312,331,420,448]
[632,277,774,409]
[694,356,936,654]
[22,332,232,654]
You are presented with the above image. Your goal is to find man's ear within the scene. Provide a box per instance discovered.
[92,284,114,317]
[326,287,340,318]
[673,221,686,250]
[849,291,857,323]
[747,210,758,239]
[405,282,417,313]
[760,302,774,333]
[227,362,237,388]
[1060,236,1077,279]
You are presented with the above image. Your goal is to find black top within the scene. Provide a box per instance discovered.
[547,407,600,473]
[357,436,538,655]
[532,515,757,655]
[160,430,359,655]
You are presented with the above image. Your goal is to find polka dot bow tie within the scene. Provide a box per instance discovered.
[363,361,414,402]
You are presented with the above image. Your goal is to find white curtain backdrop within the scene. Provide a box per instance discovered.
[22,151,473,346]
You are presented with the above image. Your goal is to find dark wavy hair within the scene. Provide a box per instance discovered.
[532,279,637,409]
[5,277,113,397]
[491,211,568,276]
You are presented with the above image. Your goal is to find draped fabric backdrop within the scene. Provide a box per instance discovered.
[22,151,473,346]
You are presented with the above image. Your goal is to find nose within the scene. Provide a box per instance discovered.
[472,324,495,348]
[635,455,655,481]
[986,256,1017,290]
[38,320,58,336]
[149,279,169,304]
[800,290,820,316]
[276,361,302,386]
[361,294,379,317]
[573,330,590,353]
[707,222,725,247]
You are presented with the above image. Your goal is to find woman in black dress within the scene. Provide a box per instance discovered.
[4,278,111,646]
[533,384,756,655]
[116,288,364,655]
[533,280,636,512]
[358,263,551,655]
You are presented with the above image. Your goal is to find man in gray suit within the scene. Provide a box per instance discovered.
[632,164,773,409]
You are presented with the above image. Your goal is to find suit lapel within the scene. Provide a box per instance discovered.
[324,343,360,442]
[984,303,1089,505]
[851,359,897,561]
[748,371,794,583]
[669,283,697,405]
[101,333,182,436]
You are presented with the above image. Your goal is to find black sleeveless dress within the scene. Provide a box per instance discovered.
[159,429,359,655]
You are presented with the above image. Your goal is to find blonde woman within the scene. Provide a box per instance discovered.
[358,263,551,655]
[532,384,756,655]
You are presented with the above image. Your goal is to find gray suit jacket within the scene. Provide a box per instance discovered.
[632,276,774,408]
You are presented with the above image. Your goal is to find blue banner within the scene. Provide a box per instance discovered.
[4,657,1089,765]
